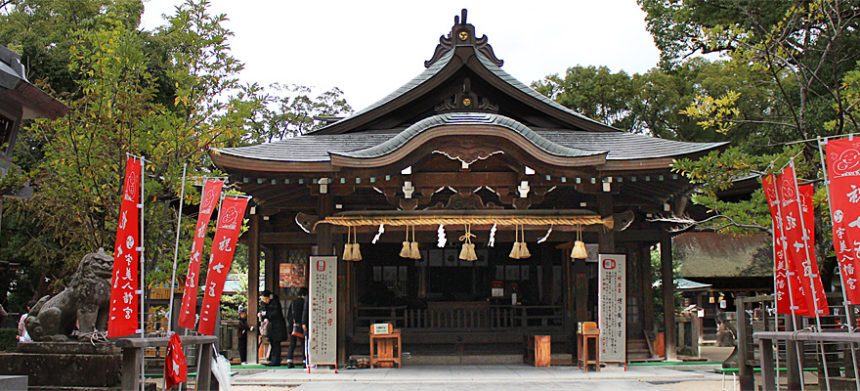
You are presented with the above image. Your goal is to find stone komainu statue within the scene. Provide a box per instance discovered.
[25,250,114,341]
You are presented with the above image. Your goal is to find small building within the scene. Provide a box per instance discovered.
[211,10,726,365]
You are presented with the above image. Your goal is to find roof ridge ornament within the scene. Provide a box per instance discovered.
[424,9,504,69]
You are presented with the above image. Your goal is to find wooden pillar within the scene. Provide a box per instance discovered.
[246,214,260,364]
[660,235,677,361]
[736,297,754,389]
[597,194,615,252]
[264,246,274,292]
[541,243,553,304]
[641,244,655,335]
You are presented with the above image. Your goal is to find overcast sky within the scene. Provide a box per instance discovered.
[140,0,661,111]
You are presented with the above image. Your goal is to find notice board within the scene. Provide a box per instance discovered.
[309,256,337,366]
[598,253,626,363]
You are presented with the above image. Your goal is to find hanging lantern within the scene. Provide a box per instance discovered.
[571,225,588,259]
[409,226,421,259]
[519,225,531,259]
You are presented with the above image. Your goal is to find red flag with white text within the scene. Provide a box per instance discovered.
[777,165,830,316]
[763,174,802,315]
[177,179,224,329]
[824,137,860,303]
[197,196,249,335]
[108,157,142,337]
[165,333,187,388]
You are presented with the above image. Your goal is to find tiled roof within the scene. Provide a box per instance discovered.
[331,113,605,159]
[474,52,618,132]
[310,51,455,134]
[215,126,726,163]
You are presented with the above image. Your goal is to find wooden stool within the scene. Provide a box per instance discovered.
[524,335,551,367]
[580,322,600,372]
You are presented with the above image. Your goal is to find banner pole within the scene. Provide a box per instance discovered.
[138,155,146,391]
[165,163,187,391]
[772,172,807,391]
[789,159,831,391]
[816,138,860,390]
[167,163,187,333]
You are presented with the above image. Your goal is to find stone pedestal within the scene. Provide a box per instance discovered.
[0,342,121,390]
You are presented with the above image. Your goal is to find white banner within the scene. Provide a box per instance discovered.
[598,253,626,363]
[309,256,337,366]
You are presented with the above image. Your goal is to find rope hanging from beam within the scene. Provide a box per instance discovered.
[313,214,613,231]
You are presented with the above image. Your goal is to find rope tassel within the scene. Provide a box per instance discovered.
[400,225,411,258]
[459,224,477,261]
[409,225,421,259]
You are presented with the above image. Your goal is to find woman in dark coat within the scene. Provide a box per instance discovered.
[237,307,250,364]
[260,290,288,366]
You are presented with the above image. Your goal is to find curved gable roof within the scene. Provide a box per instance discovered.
[331,112,605,160]
[311,11,617,135]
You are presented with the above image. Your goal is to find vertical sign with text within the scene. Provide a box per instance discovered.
[598,253,626,363]
[197,196,249,335]
[309,256,337,366]
[107,157,142,338]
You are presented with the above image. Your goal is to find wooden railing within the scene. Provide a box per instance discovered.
[355,305,562,330]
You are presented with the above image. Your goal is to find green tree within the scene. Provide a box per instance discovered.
[640,0,860,290]
[0,0,261,301]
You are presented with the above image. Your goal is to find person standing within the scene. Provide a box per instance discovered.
[285,288,307,368]
[237,307,250,365]
[259,290,287,367]
[16,301,33,342]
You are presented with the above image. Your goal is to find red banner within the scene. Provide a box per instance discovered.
[778,165,829,316]
[165,333,187,388]
[108,157,142,338]
[825,138,860,303]
[197,196,249,335]
[763,174,796,315]
[177,179,224,329]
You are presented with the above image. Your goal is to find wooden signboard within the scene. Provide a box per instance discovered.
[309,256,337,367]
[598,253,626,363]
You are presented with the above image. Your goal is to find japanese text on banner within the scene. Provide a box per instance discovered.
[777,166,829,316]
[825,138,860,303]
[107,157,142,338]
[197,196,249,335]
[177,179,224,329]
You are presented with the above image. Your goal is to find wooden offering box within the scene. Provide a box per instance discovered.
[369,323,402,368]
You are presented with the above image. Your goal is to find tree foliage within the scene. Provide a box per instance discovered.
[0,0,351,307]
[638,0,860,290]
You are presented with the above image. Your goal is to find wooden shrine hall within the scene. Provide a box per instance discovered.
[211,10,727,365]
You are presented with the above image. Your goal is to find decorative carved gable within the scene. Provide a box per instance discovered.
[424,9,503,69]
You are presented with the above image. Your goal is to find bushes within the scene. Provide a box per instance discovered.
[0,328,18,352]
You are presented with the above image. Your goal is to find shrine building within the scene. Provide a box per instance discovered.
[211,10,726,365]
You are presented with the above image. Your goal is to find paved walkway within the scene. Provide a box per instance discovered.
[231,363,729,390]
